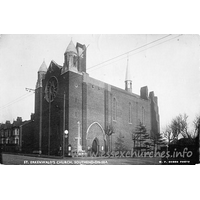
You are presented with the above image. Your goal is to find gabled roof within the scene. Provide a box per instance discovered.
[51,60,62,69]
[21,119,34,127]
[65,40,77,54]
[13,120,21,127]
[46,60,62,74]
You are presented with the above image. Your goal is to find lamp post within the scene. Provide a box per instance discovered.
[63,91,66,158]
[77,121,80,152]
[63,130,68,158]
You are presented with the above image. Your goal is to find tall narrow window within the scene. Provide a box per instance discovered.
[136,102,139,124]
[113,98,117,121]
[142,107,145,124]
[73,55,76,66]
[129,103,132,124]
[16,138,19,145]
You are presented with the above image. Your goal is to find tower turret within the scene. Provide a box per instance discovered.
[35,60,47,154]
[62,40,78,74]
[125,58,132,93]
[36,60,47,89]
[76,42,87,73]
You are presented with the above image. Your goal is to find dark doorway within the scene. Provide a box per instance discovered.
[92,138,99,155]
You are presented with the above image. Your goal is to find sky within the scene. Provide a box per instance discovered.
[0,34,200,132]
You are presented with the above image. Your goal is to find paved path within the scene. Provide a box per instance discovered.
[1,153,161,165]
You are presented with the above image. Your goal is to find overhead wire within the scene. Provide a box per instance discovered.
[0,92,34,110]
[0,34,183,111]
[0,93,30,109]
[87,34,182,71]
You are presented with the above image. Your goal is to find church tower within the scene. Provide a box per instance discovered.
[35,60,47,154]
[125,58,132,93]
[62,40,78,74]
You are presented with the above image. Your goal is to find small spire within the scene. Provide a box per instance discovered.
[125,56,132,92]
[65,40,77,54]
[38,60,47,72]
[125,56,132,81]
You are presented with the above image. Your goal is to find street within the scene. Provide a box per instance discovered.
[1,153,161,165]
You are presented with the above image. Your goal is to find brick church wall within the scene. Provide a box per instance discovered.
[30,41,160,156]
[110,86,151,151]
[67,72,83,151]
[84,76,106,150]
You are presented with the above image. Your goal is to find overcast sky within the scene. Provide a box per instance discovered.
[0,34,200,131]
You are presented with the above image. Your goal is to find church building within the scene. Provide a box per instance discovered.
[25,40,160,156]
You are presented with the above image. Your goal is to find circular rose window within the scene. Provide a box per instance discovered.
[45,77,58,102]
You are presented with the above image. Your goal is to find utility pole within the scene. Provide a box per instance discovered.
[48,92,51,155]
[39,88,42,155]
[26,87,42,154]
[63,92,66,157]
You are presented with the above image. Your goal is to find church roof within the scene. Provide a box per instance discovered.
[125,58,132,81]
[65,40,77,54]
[38,60,47,72]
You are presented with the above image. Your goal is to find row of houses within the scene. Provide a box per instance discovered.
[0,115,34,153]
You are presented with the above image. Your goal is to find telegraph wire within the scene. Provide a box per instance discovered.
[87,34,183,71]
[89,34,183,72]
[0,93,31,109]
[0,35,183,110]
[87,34,172,71]
[0,88,35,110]
[0,92,34,110]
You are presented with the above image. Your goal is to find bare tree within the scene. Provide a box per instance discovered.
[163,113,199,144]
[193,115,200,160]
[163,125,173,144]
[193,115,200,137]
[170,114,190,139]
[105,124,115,151]
[115,132,126,151]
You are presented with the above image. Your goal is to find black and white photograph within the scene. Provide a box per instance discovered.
[1,1,200,200]
[0,34,199,165]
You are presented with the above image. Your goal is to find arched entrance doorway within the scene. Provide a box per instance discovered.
[86,122,107,154]
[91,138,99,154]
